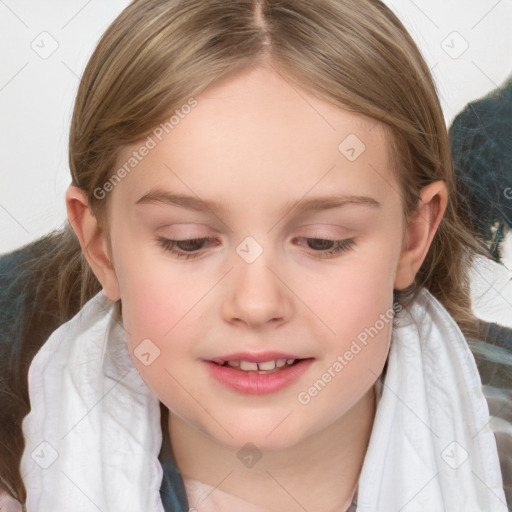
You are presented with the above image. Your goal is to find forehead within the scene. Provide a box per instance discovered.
[112,64,398,211]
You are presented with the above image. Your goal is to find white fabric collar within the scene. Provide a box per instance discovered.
[20,291,165,511]
[20,288,507,511]
[356,288,507,511]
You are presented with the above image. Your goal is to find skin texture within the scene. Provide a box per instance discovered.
[66,64,447,511]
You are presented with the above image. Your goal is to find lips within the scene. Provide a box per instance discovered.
[203,354,315,395]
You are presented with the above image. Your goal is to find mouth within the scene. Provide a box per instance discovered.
[203,357,315,395]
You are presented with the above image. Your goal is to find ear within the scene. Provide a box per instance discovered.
[394,180,448,290]
[65,184,121,301]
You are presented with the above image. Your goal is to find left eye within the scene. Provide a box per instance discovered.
[294,237,355,258]
[156,235,355,260]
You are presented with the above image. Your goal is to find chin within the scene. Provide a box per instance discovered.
[203,418,308,453]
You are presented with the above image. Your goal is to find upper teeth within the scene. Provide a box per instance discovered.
[218,359,296,370]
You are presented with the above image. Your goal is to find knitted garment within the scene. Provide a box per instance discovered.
[449,77,512,262]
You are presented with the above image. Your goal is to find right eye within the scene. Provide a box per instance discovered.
[155,236,218,259]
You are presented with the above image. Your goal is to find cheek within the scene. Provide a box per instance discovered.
[296,263,395,423]
[300,232,400,340]
[110,234,210,393]
[119,264,209,384]
[113,228,207,339]
[117,271,207,411]
[296,235,398,401]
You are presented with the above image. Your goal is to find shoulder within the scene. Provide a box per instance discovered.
[0,233,86,505]
[469,320,512,511]
[0,232,72,357]
[0,490,23,511]
[0,244,40,360]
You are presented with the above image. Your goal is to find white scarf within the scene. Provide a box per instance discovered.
[20,288,507,511]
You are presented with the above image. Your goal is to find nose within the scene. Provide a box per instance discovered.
[220,248,293,329]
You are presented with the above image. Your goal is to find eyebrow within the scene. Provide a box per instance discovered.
[135,187,381,215]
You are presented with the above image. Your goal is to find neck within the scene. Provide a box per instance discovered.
[168,384,377,512]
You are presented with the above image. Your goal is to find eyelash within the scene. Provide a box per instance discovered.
[155,236,355,260]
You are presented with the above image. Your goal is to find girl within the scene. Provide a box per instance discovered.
[1,0,511,510]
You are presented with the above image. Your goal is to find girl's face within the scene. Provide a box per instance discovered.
[105,64,407,450]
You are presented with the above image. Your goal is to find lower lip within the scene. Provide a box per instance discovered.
[203,358,314,395]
